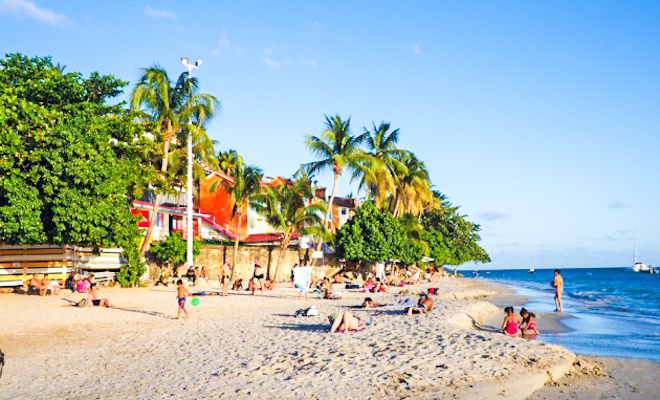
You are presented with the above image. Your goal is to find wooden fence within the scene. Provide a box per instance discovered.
[0,246,126,287]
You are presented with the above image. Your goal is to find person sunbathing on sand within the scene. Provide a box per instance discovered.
[361,297,380,308]
[363,277,376,293]
[27,274,42,294]
[502,306,521,336]
[329,312,366,333]
[407,294,434,316]
[88,283,112,307]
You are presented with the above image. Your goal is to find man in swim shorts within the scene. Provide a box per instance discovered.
[553,269,564,312]
[251,258,265,295]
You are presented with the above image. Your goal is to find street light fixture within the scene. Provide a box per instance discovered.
[180,56,201,271]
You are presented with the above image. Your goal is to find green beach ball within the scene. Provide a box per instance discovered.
[191,297,199,306]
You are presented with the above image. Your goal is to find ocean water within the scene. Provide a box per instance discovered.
[471,267,660,362]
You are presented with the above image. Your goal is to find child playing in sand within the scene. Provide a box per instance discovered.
[502,307,521,336]
[520,309,539,335]
[176,279,191,318]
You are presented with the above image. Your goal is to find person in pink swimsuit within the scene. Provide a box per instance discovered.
[502,306,521,336]
[520,309,540,335]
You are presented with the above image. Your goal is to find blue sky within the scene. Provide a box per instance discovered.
[2,0,659,269]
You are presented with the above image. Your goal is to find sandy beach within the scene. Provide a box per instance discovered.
[0,278,657,399]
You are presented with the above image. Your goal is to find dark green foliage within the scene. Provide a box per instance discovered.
[335,201,410,263]
[421,209,491,266]
[150,232,201,273]
[0,54,152,253]
[117,245,147,287]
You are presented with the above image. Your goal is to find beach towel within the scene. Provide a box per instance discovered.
[376,262,386,281]
[293,266,313,293]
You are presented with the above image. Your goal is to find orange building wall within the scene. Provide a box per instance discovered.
[199,175,248,239]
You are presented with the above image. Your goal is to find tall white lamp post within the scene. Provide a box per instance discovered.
[181,57,202,270]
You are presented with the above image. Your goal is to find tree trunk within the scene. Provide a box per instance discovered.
[314,172,339,261]
[140,136,172,254]
[230,211,242,280]
[273,234,290,282]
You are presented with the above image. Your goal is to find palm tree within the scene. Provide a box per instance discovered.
[217,149,241,175]
[301,115,368,253]
[131,65,220,254]
[210,160,263,279]
[352,122,409,208]
[168,125,218,209]
[254,179,327,281]
[389,153,434,217]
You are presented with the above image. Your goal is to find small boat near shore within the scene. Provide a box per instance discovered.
[631,233,657,273]
[529,268,535,274]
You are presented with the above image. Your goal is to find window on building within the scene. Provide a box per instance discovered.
[341,208,347,215]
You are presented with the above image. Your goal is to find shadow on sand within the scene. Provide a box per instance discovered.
[265,323,328,333]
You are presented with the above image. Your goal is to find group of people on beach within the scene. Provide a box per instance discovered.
[27,273,61,296]
[502,307,539,337]
[26,272,113,308]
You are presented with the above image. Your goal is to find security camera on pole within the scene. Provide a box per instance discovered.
[180,57,202,271]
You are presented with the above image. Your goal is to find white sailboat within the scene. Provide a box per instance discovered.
[632,233,654,273]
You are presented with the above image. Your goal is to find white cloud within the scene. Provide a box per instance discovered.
[218,27,229,47]
[144,5,176,20]
[411,41,422,56]
[300,57,318,69]
[0,0,70,27]
[608,201,625,209]
[313,20,323,28]
[263,45,277,56]
[212,27,235,56]
[263,58,280,68]
[477,211,507,222]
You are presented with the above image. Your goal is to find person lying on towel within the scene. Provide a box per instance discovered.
[329,312,366,333]
[407,294,434,316]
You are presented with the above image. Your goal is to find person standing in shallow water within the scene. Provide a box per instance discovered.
[553,269,564,312]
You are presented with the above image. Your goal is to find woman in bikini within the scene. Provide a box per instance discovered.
[329,312,366,333]
[502,306,521,336]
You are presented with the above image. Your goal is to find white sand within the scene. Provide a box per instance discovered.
[0,279,576,399]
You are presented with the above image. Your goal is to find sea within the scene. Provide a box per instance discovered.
[469,267,660,362]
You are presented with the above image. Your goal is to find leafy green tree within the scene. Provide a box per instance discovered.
[0,54,156,286]
[335,201,408,263]
[0,54,151,251]
[253,178,327,281]
[150,232,201,277]
[421,202,490,266]
[131,66,220,254]
[210,160,263,279]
